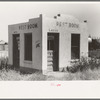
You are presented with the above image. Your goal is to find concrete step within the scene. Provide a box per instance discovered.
[47,57,53,61]
[47,61,53,66]
[47,65,53,72]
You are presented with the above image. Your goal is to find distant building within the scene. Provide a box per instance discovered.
[0,40,8,51]
[0,40,8,58]
[8,14,88,74]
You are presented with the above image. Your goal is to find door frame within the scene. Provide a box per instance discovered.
[47,32,59,71]
[13,34,20,69]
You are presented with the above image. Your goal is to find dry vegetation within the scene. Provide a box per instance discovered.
[1,68,100,80]
[0,69,47,81]
[0,56,100,80]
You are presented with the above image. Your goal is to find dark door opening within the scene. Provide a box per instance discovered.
[47,33,59,71]
[24,33,32,61]
[71,34,80,59]
[13,34,20,69]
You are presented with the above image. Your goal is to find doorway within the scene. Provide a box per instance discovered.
[13,34,20,69]
[47,33,59,71]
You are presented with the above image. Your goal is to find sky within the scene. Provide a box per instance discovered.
[0,2,100,42]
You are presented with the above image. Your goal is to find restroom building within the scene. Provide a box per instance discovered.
[8,14,88,74]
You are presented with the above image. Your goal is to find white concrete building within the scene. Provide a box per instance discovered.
[8,14,88,74]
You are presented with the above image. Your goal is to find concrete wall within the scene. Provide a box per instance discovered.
[8,15,42,70]
[80,23,88,57]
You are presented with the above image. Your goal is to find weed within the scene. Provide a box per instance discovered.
[67,56,100,73]
[0,57,8,70]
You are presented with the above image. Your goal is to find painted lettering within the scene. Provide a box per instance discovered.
[69,23,79,28]
[56,21,79,28]
[27,23,38,29]
[49,29,58,32]
[19,23,38,30]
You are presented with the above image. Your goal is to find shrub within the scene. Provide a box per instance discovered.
[0,57,8,70]
[67,56,100,73]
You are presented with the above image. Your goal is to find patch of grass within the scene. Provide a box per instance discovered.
[0,57,47,81]
[0,69,47,81]
[0,56,100,80]
[46,68,100,80]
[0,68,100,80]
[22,72,47,81]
